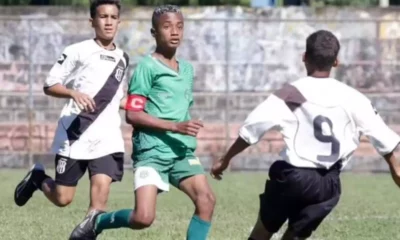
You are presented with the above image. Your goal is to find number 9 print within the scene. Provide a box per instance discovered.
[313,115,340,162]
[294,110,346,164]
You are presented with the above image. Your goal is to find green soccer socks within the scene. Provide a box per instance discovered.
[95,209,132,233]
[186,215,211,240]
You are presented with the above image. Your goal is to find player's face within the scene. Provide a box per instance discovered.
[91,4,120,41]
[154,12,184,49]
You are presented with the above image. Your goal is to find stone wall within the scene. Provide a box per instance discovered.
[1,6,400,171]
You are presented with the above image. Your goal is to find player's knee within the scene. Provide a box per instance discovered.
[131,211,155,229]
[55,195,73,207]
[91,176,111,195]
[195,191,216,213]
[53,187,74,207]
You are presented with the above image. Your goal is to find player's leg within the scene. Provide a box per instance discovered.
[69,152,126,239]
[248,161,299,240]
[284,163,342,239]
[170,156,216,240]
[247,181,288,240]
[280,228,306,240]
[97,165,168,230]
[283,194,340,240]
[14,155,85,207]
[248,214,274,240]
[86,152,124,213]
[98,160,170,230]
[285,189,341,239]
[41,156,86,206]
[70,184,159,240]
[69,160,169,239]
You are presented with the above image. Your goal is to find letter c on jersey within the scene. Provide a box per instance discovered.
[126,95,147,111]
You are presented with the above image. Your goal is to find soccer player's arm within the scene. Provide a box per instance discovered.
[124,63,177,132]
[119,84,128,110]
[43,46,78,99]
[119,53,131,110]
[221,94,286,163]
[120,96,127,110]
[354,98,400,187]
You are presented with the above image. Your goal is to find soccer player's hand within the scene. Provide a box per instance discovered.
[174,120,204,136]
[210,158,229,180]
[70,90,96,112]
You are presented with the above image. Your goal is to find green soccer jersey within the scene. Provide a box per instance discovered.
[128,55,197,161]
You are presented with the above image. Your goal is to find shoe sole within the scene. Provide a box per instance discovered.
[14,163,45,207]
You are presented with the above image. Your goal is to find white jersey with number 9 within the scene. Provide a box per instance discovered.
[239,77,400,169]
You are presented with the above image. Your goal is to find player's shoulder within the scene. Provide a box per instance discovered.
[337,83,377,115]
[291,76,367,101]
[178,58,194,76]
[56,40,88,63]
[129,55,157,80]
[271,79,306,102]
[325,78,370,104]
[63,39,94,52]
[178,58,193,68]
[60,39,97,61]
[113,47,130,67]
[135,55,156,69]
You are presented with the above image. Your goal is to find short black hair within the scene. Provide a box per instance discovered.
[151,5,181,28]
[90,0,121,19]
[305,30,340,71]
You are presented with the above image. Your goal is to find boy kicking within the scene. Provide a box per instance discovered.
[211,30,400,240]
[70,5,216,240]
[14,0,129,225]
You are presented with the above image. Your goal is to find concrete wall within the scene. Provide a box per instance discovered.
[1,6,400,171]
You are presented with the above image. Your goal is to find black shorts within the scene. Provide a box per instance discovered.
[54,152,124,187]
[259,160,342,238]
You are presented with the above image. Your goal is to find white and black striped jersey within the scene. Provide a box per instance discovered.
[44,39,129,160]
[239,76,400,169]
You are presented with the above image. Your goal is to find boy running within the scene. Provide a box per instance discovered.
[70,5,216,240]
[14,0,129,228]
[211,30,400,240]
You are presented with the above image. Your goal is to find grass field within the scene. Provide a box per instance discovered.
[1,170,400,240]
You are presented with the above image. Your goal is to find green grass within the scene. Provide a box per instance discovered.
[1,170,400,240]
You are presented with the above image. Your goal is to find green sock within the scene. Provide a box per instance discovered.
[95,209,132,234]
[186,215,211,240]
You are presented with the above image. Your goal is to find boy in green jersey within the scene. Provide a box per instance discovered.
[69,5,216,240]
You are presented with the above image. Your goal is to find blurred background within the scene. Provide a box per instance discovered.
[0,0,399,173]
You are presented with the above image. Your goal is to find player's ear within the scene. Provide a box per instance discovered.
[302,52,306,62]
[333,58,339,67]
[150,28,156,38]
[89,18,94,28]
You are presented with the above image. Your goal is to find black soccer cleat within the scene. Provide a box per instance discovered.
[69,209,105,240]
[14,163,45,207]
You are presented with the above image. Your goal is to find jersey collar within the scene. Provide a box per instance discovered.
[149,55,180,76]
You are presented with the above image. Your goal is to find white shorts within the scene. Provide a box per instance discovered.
[134,166,170,192]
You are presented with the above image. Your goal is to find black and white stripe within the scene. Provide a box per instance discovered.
[67,54,128,145]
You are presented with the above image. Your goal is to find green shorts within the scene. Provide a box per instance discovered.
[133,153,205,192]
